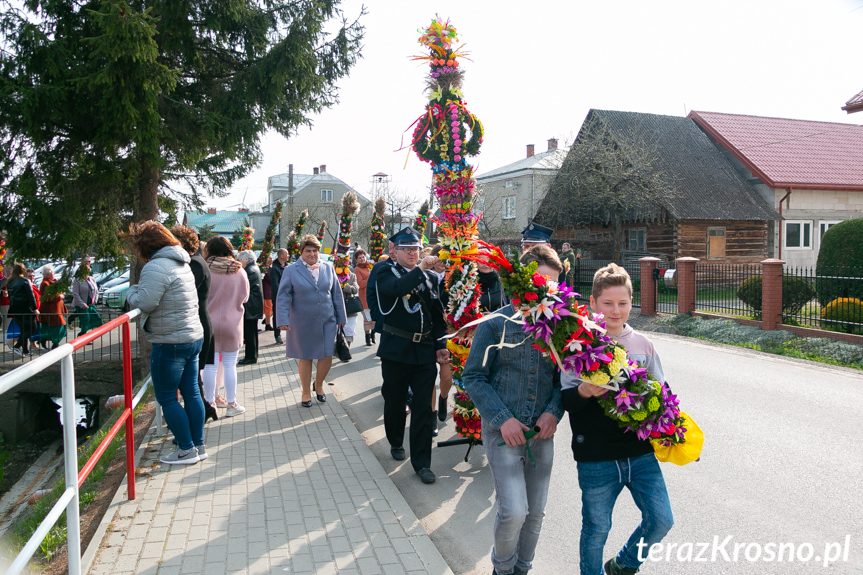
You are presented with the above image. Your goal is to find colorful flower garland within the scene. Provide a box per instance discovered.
[369,197,387,262]
[468,242,702,464]
[257,201,282,268]
[411,17,484,439]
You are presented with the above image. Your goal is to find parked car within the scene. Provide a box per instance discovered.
[98,270,130,300]
[103,281,130,312]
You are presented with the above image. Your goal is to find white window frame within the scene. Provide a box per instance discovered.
[321,189,333,203]
[819,220,841,239]
[783,220,812,250]
[502,196,516,220]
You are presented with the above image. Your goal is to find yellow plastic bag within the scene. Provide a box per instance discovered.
[652,412,703,466]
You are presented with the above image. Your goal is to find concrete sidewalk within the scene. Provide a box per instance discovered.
[85,334,453,575]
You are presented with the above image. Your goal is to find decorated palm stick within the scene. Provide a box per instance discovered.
[286,231,299,261]
[410,17,484,440]
[239,227,255,252]
[257,201,283,266]
[316,220,327,243]
[415,200,430,245]
[335,191,360,287]
[287,209,309,261]
[369,197,387,261]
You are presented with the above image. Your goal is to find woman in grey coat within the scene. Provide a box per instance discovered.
[125,221,205,465]
[275,234,346,407]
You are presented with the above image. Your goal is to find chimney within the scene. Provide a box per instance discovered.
[313,167,319,175]
[207,207,216,214]
[319,164,327,173]
[547,138,558,151]
[238,208,249,213]
[526,144,535,158]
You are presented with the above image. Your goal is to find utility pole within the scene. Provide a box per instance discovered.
[279,164,294,249]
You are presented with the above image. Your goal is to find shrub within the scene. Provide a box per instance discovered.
[737,276,763,311]
[816,219,863,303]
[735,275,815,315]
[821,297,863,333]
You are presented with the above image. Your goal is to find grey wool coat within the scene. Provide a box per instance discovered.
[275,259,347,360]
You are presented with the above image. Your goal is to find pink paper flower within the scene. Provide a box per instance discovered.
[454,155,462,161]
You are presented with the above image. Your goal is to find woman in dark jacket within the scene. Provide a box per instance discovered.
[238,250,263,365]
[171,225,218,423]
[7,262,39,355]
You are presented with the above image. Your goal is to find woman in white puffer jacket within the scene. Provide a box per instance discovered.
[125,221,205,466]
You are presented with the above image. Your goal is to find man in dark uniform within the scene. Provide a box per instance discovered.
[520,221,554,254]
[376,227,449,484]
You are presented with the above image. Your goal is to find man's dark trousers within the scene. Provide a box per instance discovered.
[242,318,259,362]
[381,359,436,472]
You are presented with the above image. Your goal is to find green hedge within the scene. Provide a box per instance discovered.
[736,275,815,315]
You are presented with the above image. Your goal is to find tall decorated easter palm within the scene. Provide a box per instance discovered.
[410,17,485,446]
[368,197,387,262]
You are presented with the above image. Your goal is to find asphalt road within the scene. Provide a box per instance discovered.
[329,332,863,575]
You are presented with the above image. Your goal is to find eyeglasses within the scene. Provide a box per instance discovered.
[396,247,420,254]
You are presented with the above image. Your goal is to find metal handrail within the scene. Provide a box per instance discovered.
[0,308,143,575]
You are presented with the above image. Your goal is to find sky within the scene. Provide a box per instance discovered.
[211,0,863,212]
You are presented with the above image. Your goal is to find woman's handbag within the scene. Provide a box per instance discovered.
[335,327,352,362]
[344,295,363,315]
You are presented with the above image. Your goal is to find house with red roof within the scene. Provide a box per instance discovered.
[689,111,863,267]
[536,109,779,265]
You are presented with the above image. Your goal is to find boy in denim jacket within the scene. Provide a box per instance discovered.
[462,245,565,575]
[561,263,673,575]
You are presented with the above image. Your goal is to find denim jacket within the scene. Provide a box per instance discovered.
[462,304,563,431]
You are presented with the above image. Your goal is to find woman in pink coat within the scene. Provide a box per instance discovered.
[202,236,249,417]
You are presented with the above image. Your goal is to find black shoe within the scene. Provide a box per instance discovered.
[301,400,313,408]
[204,401,219,422]
[316,394,326,403]
[390,446,405,461]
[604,558,638,575]
[237,358,256,365]
[265,325,274,331]
[370,332,376,344]
[438,395,448,421]
[432,420,439,437]
[365,333,372,346]
[416,467,436,484]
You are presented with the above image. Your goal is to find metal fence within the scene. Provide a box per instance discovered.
[781,266,863,333]
[570,259,642,308]
[694,263,761,318]
[0,310,145,575]
[1,306,139,366]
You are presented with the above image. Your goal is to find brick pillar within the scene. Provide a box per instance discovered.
[675,257,699,314]
[761,258,785,331]
[639,257,661,316]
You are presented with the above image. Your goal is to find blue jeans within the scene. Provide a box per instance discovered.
[151,339,204,451]
[483,420,555,575]
[577,453,674,575]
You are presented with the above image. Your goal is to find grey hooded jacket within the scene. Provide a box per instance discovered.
[126,245,203,344]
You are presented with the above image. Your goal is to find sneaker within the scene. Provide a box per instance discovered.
[160,447,200,465]
[12,347,22,356]
[195,445,208,461]
[225,403,246,417]
[604,557,639,575]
